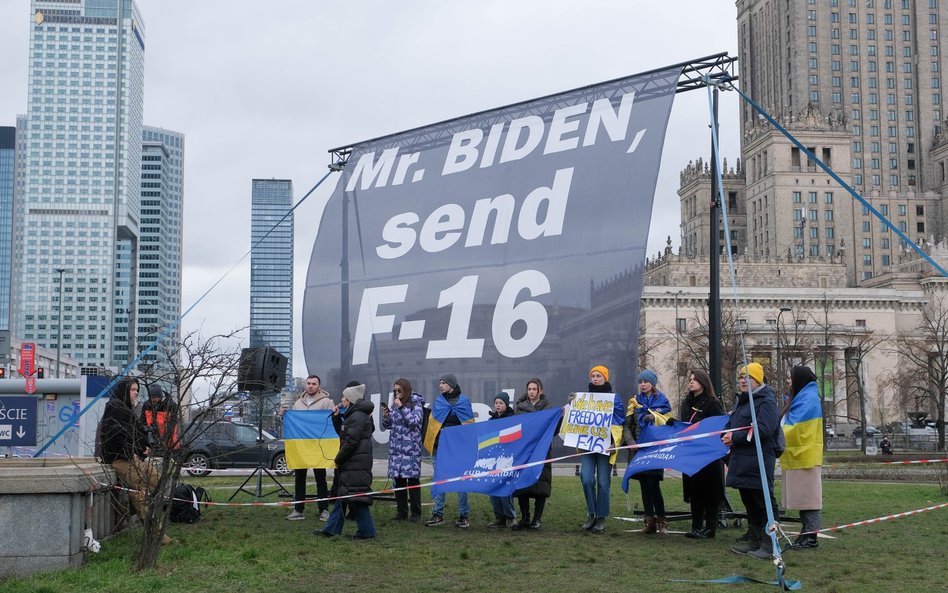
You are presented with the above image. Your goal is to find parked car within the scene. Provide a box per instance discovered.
[852,424,881,438]
[182,421,290,477]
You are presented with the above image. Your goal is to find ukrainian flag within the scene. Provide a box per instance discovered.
[423,395,475,454]
[781,381,824,469]
[283,410,338,470]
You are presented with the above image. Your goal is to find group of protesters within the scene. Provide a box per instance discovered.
[276,362,824,557]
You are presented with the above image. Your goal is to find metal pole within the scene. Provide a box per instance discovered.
[708,87,722,397]
[54,268,66,378]
[667,289,684,395]
[776,306,791,394]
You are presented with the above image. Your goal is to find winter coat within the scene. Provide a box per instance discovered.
[680,391,725,503]
[140,396,180,451]
[381,393,424,479]
[99,381,148,463]
[489,406,515,420]
[331,399,375,501]
[514,395,553,498]
[725,383,780,491]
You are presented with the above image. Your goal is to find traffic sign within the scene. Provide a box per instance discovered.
[19,342,35,378]
[0,396,37,446]
[25,376,36,395]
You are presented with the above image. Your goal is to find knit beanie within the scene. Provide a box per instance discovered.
[494,392,510,408]
[439,373,459,392]
[148,384,164,400]
[740,363,764,385]
[589,365,609,382]
[342,381,365,403]
[638,369,659,386]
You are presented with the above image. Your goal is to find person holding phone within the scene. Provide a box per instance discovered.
[380,378,425,522]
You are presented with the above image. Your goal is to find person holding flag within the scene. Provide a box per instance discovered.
[283,375,334,522]
[486,393,517,528]
[781,365,824,550]
[512,378,553,531]
[629,369,672,535]
[680,369,725,539]
[424,373,475,528]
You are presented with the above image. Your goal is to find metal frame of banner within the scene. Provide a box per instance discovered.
[325,52,738,399]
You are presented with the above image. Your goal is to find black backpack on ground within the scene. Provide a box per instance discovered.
[169,483,209,523]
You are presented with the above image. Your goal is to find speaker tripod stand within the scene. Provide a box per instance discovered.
[228,390,292,501]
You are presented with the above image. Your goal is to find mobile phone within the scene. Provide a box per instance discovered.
[380,399,389,409]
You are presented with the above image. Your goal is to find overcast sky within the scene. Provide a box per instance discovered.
[0,1,741,381]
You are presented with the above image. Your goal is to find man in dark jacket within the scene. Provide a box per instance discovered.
[98,377,172,545]
[318,381,376,540]
[723,363,780,560]
[139,384,180,454]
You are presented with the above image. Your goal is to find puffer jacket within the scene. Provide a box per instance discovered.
[331,399,375,499]
[381,393,424,479]
[725,383,779,491]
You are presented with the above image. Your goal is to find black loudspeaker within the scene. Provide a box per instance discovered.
[237,346,287,392]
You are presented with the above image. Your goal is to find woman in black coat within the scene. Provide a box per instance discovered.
[723,363,780,560]
[511,378,553,530]
[319,382,376,539]
[680,369,725,539]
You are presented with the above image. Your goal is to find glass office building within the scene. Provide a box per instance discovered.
[250,179,293,388]
[137,127,184,373]
[14,0,145,371]
[0,127,15,332]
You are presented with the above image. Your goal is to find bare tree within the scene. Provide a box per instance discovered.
[839,329,886,454]
[889,294,948,452]
[679,301,744,410]
[108,329,245,570]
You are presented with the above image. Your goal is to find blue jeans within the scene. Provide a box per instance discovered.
[580,453,612,518]
[431,454,470,518]
[489,495,515,519]
[321,501,376,538]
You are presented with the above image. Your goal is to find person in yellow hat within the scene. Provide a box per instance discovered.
[577,365,625,534]
[722,363,780,560]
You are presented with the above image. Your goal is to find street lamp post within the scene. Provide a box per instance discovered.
[666,290,684,395]
[54,268,67,378]
[776,305,792,394]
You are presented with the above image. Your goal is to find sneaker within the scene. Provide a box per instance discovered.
[286,510,305,521]
[454,516,470,529]
[318,509,330,522]
[82,528,101,554]
[425,514,444,527]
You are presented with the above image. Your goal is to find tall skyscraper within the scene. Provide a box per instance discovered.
[0,127,15,331]
[13,0,145,372]
[250,179,293,388]
[137,126,184,372]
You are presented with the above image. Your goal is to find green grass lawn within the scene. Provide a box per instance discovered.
[1,475,946,593]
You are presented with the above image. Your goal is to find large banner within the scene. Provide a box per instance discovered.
[431,408,562,496]
[303,68,679,409]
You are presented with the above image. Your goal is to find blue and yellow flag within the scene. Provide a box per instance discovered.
[622,415,729,492]
[781,381,823,469]
[423,394,475,454]
[282,410,338,470]
[432,408,562,496]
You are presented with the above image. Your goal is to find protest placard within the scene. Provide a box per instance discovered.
[560,392,614,453]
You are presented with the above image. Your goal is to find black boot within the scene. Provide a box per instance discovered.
[730,524,761,555]
[529,498,545,530]
[408,480,422,521]
[511,516,531,531]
